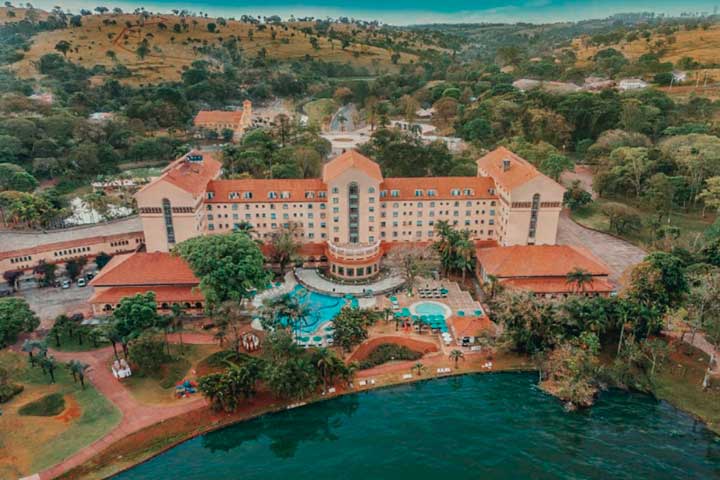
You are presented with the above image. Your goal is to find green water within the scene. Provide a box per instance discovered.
[115,373,720,479]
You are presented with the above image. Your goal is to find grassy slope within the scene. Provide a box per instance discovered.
[570,198,714,249]
[0,351,121,477]
[4,10,417,86]
[573,24,720,66]
[653,343,720,434]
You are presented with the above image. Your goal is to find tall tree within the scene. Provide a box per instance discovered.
[176,232,270,310]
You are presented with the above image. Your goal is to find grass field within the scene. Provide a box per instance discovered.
[653,342,720,434]
[121,343,219,405]
[573,24,720,66]
[0,351,120,478]
[4,10,417,85]
[570,198,715,249]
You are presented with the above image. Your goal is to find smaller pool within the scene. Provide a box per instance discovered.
[412,301,451,318]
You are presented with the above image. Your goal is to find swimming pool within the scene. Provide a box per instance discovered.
[286,286,353,336]
[411,301,451,318]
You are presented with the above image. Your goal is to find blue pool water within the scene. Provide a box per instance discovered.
[287,286,348,335]
[413,302,448,318]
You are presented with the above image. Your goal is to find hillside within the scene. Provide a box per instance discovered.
[5,10,419,85]
[572,23,720,66]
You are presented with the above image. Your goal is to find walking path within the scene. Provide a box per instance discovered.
[26,333,216,480]
[295,268,405,296]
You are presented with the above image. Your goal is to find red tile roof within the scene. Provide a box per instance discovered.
[449,315,494,339]
[476,245,611,278]
[193,110,245,126]
[205,178,327,203]
[323,150,383,182]
[90,286,204,305]
[148,150,222,198]
[90,252,199,287]
[501,277,615,294]
[380,177,497,201]
[476,147,541,190]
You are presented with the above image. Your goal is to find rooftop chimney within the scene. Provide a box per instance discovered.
[502,158,511,172]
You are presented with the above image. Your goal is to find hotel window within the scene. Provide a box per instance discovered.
[268,191,278,199]
[490,209,496,216]
[414,189,423,197]
[430,202,435,208]
[318,191,326,198]
[391,190,400,197]
[332,187,339,194]
[333,197,339,204]
[229,191,239,199]
[207,192,215,200]
[232,204,238,210]
[162,199,176,245]
[208,224,215,231]
[368,187,375,193]
[529,193,540,239]
[243,192,252,199]
[333,207,339,213]
[305,191,315,199]
[463,188,474,195]
[451,189,460,196]
[280,191,290,199]
[380,190,387,198]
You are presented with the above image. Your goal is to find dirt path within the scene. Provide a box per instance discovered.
[27,333,217,480]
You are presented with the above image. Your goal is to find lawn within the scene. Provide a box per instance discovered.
[0,351,121,478]
[303,98,337,127]
[570,198,715,249]
[653,343,720,434]
[122,343,220,405]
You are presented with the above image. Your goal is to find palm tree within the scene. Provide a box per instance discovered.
[22,339,46,367]
[342,362,358,387]
[485,274,501,299]
[40,356,58,383]
[170,303,186,350]
[314,347,338,393]
[412,362,426,376]
[66,360,90,389]
[449,349,465,369]
[566,268,593,294]
[454,231,475,282]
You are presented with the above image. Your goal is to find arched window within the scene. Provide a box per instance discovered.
[348,182,360,243]
[162,198,176,245]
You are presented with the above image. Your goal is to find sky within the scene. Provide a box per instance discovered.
[28,0,720,25]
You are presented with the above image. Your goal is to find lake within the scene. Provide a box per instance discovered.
[114,373,720,480]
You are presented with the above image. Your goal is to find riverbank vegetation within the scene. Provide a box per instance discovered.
[490,248,720,426]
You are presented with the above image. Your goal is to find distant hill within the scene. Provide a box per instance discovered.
[572,23,720,66]
[3,9,420,85]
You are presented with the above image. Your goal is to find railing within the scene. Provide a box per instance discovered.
[327,240,381,260]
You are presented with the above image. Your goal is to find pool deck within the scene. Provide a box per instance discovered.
[294,268,405,296]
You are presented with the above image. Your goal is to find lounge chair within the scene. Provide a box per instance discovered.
[403,374,413,379]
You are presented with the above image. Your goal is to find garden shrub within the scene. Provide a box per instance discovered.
[358,343,422,369]
[18,392,65,416]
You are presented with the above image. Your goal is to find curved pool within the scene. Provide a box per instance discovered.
[114,373,720,480]
[411,301,451,318]
[286,286,354,336]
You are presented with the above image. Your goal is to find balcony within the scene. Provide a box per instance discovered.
[327,240,381,261]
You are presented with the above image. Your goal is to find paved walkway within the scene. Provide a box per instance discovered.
[28,333,216,480]
[557,210,646,286]
[295,268,405,296]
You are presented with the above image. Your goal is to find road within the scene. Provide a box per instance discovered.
[20,286,93,329]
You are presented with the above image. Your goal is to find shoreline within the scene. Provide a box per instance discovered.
[57,360,530,480]
[55,357,719,480]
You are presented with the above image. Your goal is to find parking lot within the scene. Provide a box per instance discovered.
[20,283,94,329]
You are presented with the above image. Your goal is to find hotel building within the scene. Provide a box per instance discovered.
[134,147,565,281]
